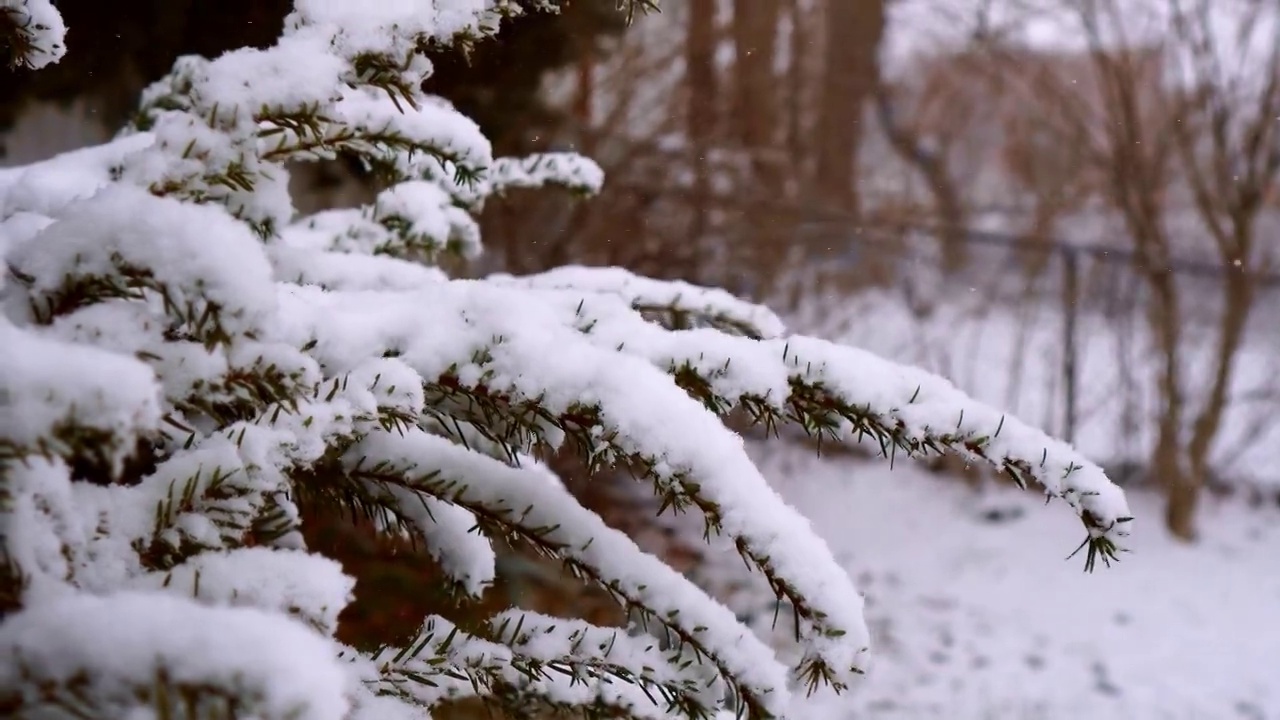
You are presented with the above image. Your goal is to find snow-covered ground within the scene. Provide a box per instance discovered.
[742,445,1280,719]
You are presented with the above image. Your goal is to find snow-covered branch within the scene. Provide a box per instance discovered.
[556,289,1133,565]
[0,0,65,70]
[491,265,787,339]
[348,428,787,716]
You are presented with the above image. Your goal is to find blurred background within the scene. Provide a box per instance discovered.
[4,1,1278,717]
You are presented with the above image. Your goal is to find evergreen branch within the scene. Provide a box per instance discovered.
[345,429,789,719]
[667,363,1129,572]
[292,455,411,530]
[0,3,64,70]
[0,545,30,618]
[373,214,473,265]
[372,614,714,720]
[489,609,724,718]
[559,292,1131,570]
[259,123,484,187]
[618,0,661,24]
[0,4,1142,720]
[295,435,492,600]
[349,52,421,112]
[134,460,259,571]
[172,360,307,429]
[0,422,139,485]
[485,153,605,198]
[632,304,771,340]
[0,7,38,70]
[0,594,345,719]
[13,261,249,350]
[280,189,476,269]
[422,371,859,690]
[492,266,785,340]
[130,422,311,572]
[0,321,163,484]
[0,664,278,720]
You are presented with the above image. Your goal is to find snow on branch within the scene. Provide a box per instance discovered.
[275,283,872,689]
[269,244,449,292]
[0,0,65,69]
[490,608,724,712]
[8,186,278,343]
[486,153,605,196]
[0,319,160,475]
[0,133,154,222]
[130,547,355,636]
[368,613,714,719]
[552,292,1134,568]
[371,180,482,260]
[345,426,792,717]
[0,592,350,720]
[0,1,1127,719]
[363,481,497,597]
[491,265,786,339]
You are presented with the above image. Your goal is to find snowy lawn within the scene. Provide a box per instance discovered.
[747,444,1280,719]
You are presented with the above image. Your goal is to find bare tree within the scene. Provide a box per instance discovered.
[1161,0,1280,537]
[974,0,1280,539]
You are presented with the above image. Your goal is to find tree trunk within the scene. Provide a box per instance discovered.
[1164,476,1199,542]
[1175,259,1256,540]
[1147,270,1193,541]
[784,0,809,181]
[574,40,595,157]
[731,0,784,286]
[687,0,718,278]
[813,0,885,215]
[688,0,718,145]
[732,0,779,150]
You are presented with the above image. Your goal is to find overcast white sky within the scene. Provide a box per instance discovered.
[883,0,1278,83]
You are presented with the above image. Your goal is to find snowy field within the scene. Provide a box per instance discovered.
[742,445,1280,719]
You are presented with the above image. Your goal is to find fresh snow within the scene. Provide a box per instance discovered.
[0,318,161,473]
[130,547,356,635]
[0,592,351,720]
[490,264,787,338]
[744,445,1280,719]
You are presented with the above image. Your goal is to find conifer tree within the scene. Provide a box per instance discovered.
[0,2,1130,718]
